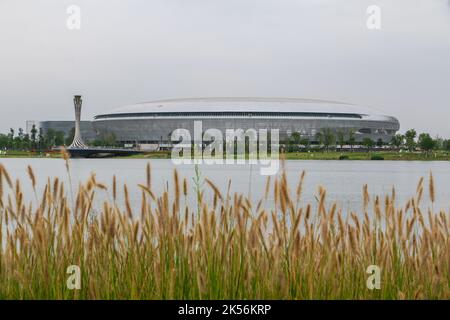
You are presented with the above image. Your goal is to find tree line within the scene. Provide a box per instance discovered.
[0,125,118,151]
[0,125,448,153]
[0,125,73,151]
[286,128,450,154]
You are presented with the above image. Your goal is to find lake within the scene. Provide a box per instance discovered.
[1,158,449,216]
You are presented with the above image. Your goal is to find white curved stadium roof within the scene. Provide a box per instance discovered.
[98,97,397,122]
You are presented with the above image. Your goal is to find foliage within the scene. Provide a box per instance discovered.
[347,129,356,150]
[370,154,384,160]
[404,129,417,151]
[0,127,66,151]
[418,133,436,154]
[443,139,450,151]
[376,138,384,147]
[336,130,346,150]
[287,133,310,152]
[362,137,375,150]
[390,134,404,148]
[91,132,119,147]
[316,128,335,151]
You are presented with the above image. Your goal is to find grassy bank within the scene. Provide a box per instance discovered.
[285,151,450,161]
[0,156,448,299]
[0,150,62,158]
[1,150,449,160]
[126,150,450,161]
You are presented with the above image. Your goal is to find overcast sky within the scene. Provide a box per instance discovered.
[0,0,449,136]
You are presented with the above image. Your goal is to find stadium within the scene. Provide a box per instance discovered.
[92,97,400,147]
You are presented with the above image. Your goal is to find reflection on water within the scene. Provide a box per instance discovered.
[0,159,450,216]
[0,158,449,216]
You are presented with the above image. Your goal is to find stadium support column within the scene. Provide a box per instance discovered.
[69,95,88,149]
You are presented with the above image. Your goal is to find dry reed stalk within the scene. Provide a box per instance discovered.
[363,184,369,211]
[138,184,156,201]
[0,164,13,188]
[264,176,271,201]
[416,177,424,194]
[174,170,180,213]
[429,172,435,204]
[124,185,133,220]
[112,175,117,201]
[146,162,151,190]
[183,178,188,197]
[296,170,306,202]
[27,165,36,191]
[205,178,223,202]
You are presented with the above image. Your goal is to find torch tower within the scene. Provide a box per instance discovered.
[68,95,88,149]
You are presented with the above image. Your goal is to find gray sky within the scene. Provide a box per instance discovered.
[0,0,449,136]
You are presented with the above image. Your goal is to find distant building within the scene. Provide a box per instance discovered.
[28,97,400,148]
[92,97,400,144]
[26,120,97,142]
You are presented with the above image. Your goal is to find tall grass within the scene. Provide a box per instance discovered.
[0,158,448,300]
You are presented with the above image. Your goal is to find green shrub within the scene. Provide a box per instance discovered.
[371,154,384,160]
[339,155,349,160]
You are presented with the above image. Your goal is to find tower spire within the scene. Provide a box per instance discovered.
[69,95,88,149]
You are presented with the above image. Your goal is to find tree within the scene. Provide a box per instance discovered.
[336,129,346,151]
[0,134,8,150]
[404,129,417,151]
[54,131,65,146]
[299,137,310,151]
[38,128,44,150]
[288,132,302,152]
[347,129,356,152]
[443,139,450,151]
[22,133,31,150]
[376,138,383,148]
[91,132,117,147]
[15,127,27,150]
[8,128,14,149]
[362,137,375,151]
[30,125,37,150]
[390,134,404,148]
[66,127,75,146]
[418,133,436,155]
[40,129,65,148]
[316,128,335,152]
[290,132,301,144]
[44,128,57,148]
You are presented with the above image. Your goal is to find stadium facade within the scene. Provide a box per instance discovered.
[92,97,400,145]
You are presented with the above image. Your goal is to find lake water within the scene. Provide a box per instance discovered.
[0,158,449,216]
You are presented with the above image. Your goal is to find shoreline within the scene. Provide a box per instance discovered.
[1,151,449,161]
